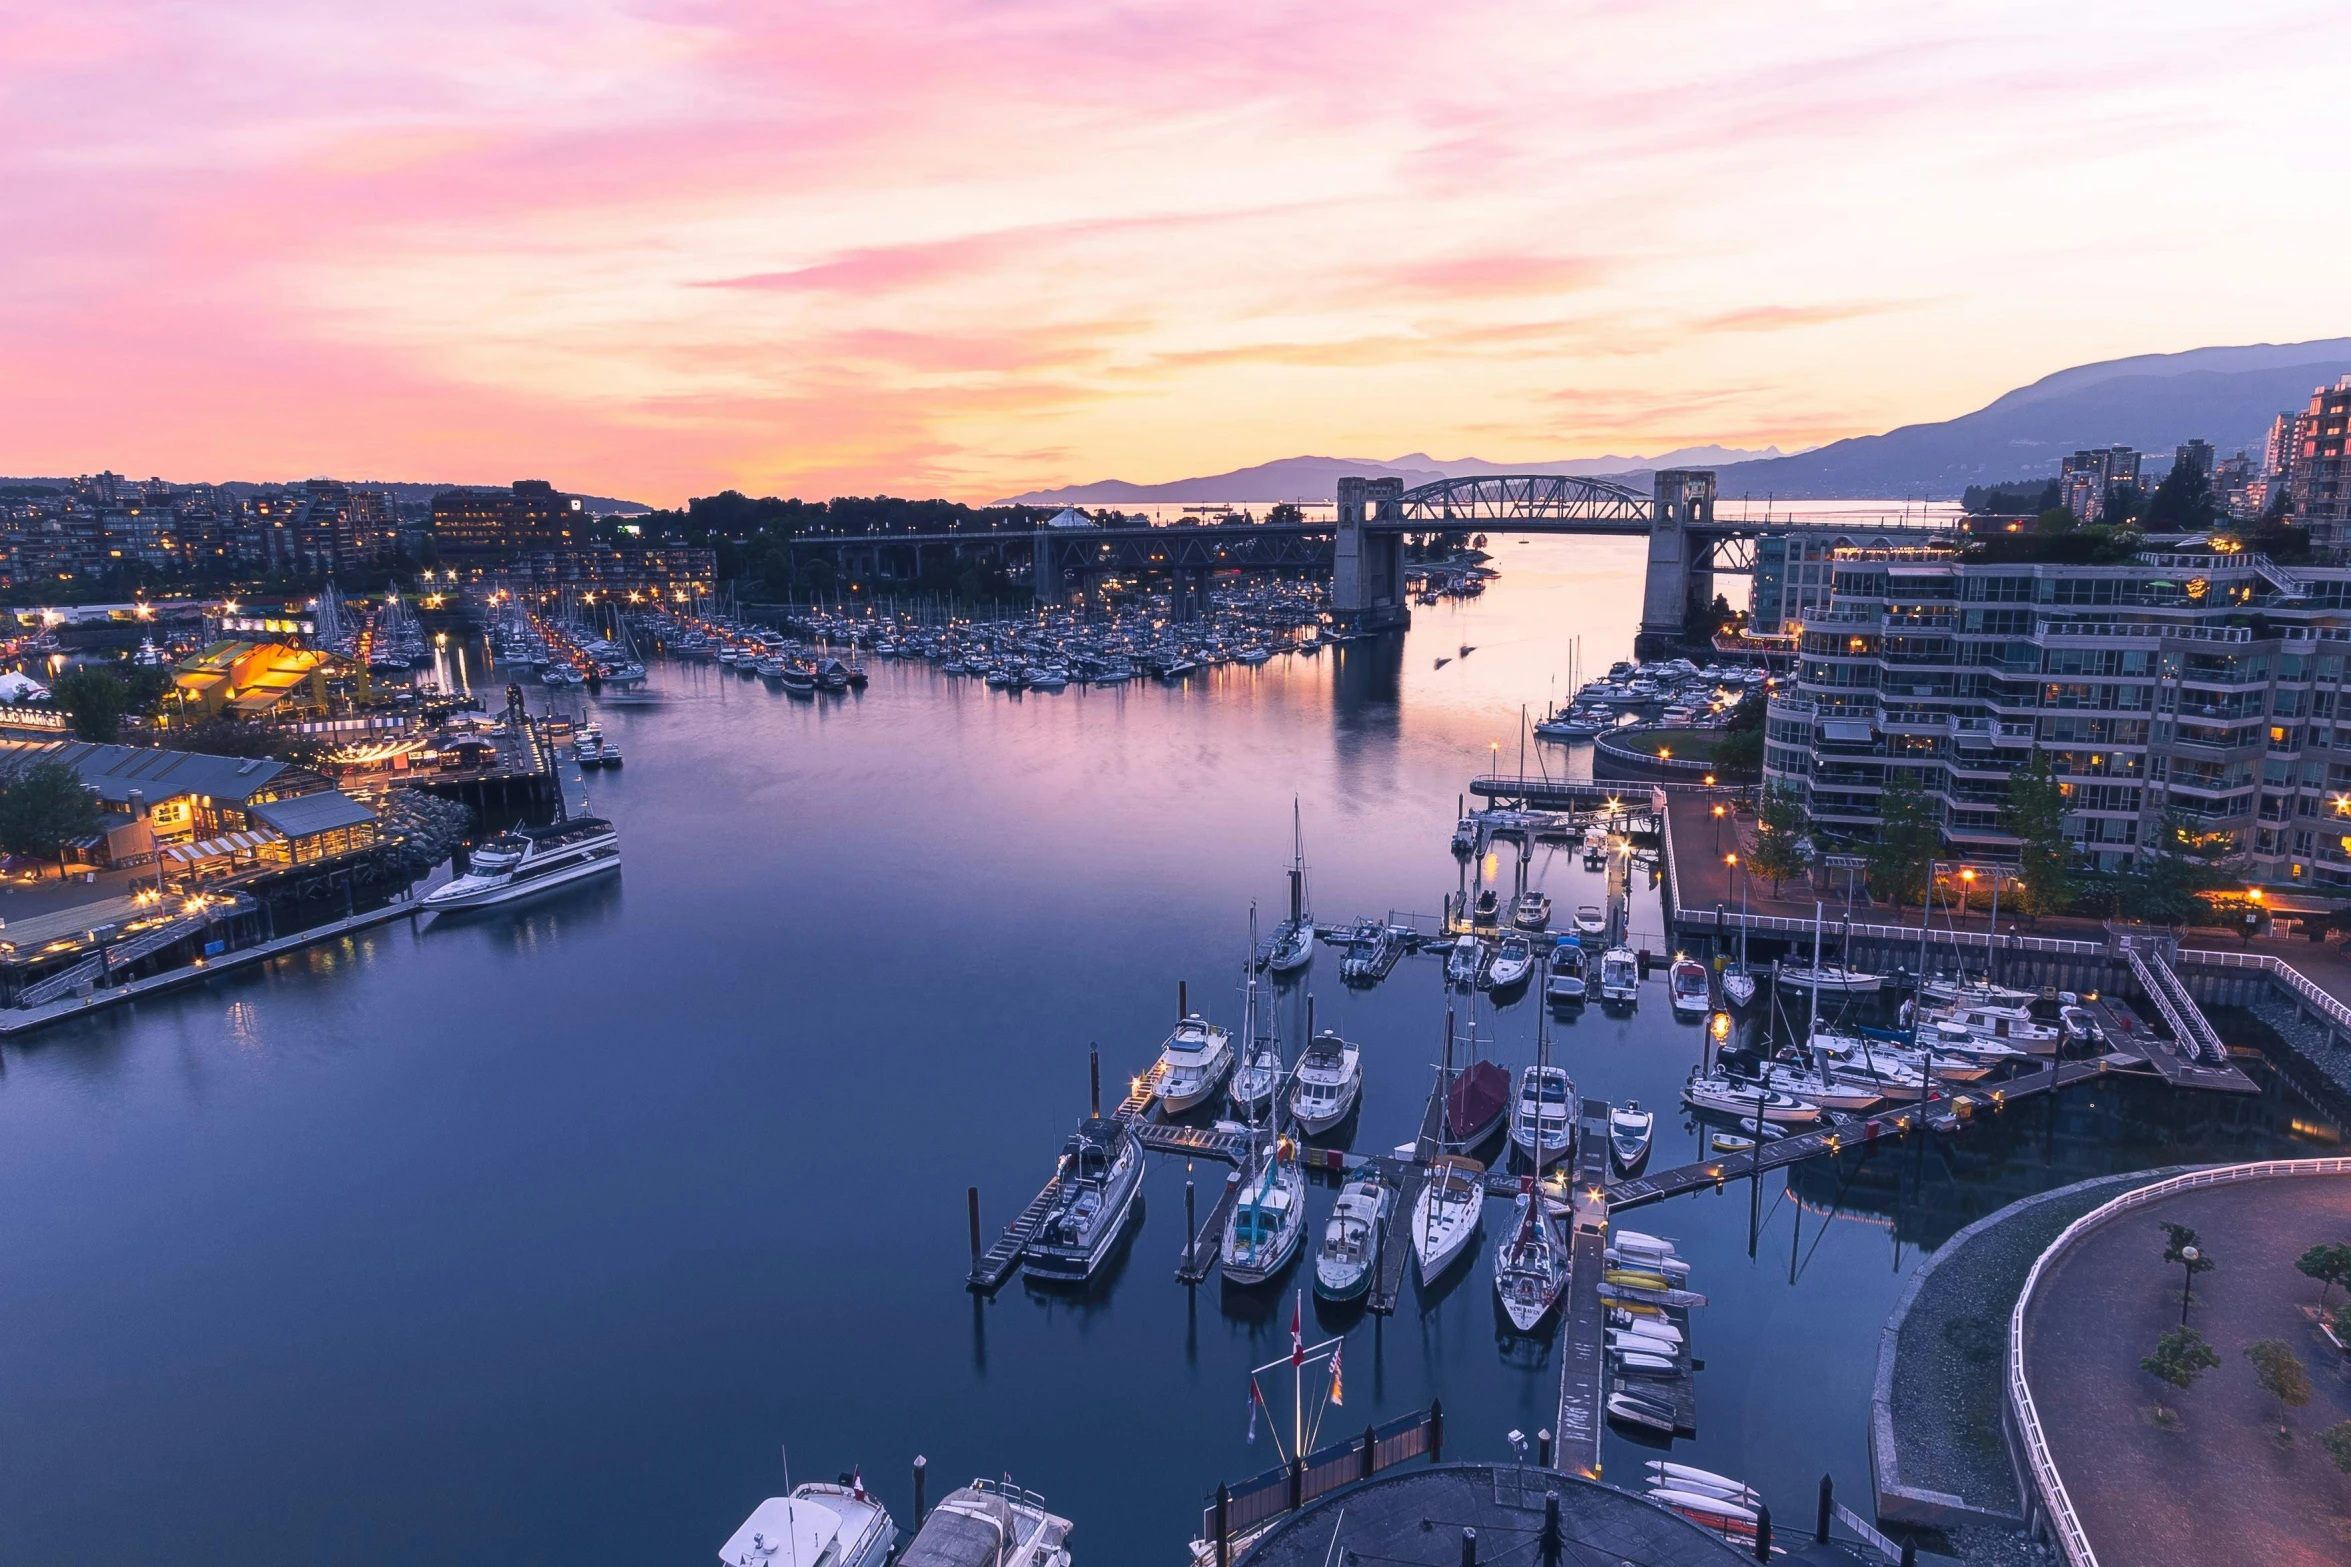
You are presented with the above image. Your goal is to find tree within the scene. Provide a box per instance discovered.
[0,761,103,871]
[49,666,132,743]
[1745,783,1813,896]
[2161,1222,2216,1279]
[2140,1325,2219,1410]
[2297,1242,2351,1310]
[1715,689,1765,779]
[2145,463,2220,532]
[2120,812,2233,925]
[2324,1420,2351,1474]
[1867,768,1940,908]
[2244,1339,2312,1439]
[2000,750,2077,916]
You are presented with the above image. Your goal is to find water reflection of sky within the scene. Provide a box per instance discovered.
[0,537,2334,1565]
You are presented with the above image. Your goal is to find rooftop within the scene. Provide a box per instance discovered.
[248,791,376,838]
[0,740,299,804]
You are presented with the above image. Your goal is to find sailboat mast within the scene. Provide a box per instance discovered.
[1807,901,1823,1049]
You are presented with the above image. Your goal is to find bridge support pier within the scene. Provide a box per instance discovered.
[1635,469,1718,658]
[1334,476,1411,630]
[1031,529,1061,606]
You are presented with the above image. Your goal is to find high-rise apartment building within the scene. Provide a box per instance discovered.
[2173,439,2216,490]
[2059,445,2143,522]
[1760,538,2351,889]
[431,480,582,557]
[2288,375,2351,560]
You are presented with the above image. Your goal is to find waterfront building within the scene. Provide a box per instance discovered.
[0,739,339,848]
[1748,526,1926,635]
[172,641,333,719]
[431,479,583,558]
[2288,374,2351,559]
[1759,537,2351,887]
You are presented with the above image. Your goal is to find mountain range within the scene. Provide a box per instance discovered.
[1002,338,2351,504]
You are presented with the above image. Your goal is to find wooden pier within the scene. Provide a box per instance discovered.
[1365,1158,1426,1316]
[967,1177,1062,1292]
[2088,996,2260,1095]
[1176,1168,1245,1284]
[1554,1100,1616,1478]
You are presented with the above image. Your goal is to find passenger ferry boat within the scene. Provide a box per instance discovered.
[423,816,621,910]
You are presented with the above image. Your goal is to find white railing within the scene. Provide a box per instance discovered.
[1704,909,2106,958]
[2121,944,2194,1054]
[2008,1159,2351,1567]
[2177,948,2351,1033]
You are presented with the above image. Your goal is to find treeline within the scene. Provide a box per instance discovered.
[629,493,1052,604]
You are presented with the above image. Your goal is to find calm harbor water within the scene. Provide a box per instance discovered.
[0,536,2340,1564]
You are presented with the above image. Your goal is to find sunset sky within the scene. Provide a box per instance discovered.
[4,1,2346,505]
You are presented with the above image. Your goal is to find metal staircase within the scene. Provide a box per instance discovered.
[2122,941,2226,1064]
[17,955,102,1008]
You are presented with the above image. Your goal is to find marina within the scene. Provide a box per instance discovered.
[4,537,2347,1567]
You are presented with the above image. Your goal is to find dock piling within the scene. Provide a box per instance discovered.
[1089,1044,1100,1118]
[1185,1179,1196,1253]
[913,1456,927,1527]
[1535,1429,1551,1468]
[966,1187,981,1269]
[1540,1493,1562,1567]
[1179,979,1187,1018]
[1815,1474,1831,1544]
[1460,1528,1476,1567]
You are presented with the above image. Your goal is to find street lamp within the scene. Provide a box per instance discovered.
[1712,802,1726,851]
[2179,1245,2200,1323]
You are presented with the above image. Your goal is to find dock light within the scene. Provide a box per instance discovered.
[2248,887,2263,903]
[1657,747,1671,760]
[1704,774,1716,787]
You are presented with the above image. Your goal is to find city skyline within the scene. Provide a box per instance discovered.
[4,1,2348,505]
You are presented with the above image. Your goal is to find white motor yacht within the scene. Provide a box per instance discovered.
[1220,1138,1305,1287]
[1924,1002,2060,1053]
[720,1480,897,1567]
[1510,1063,1575,1170]
[1289,1030,1363,1134]
[1413,1154,1485,1282]
[1021,1117,1144,1283]
[894,1479,1072,1567]
[1154,1014,1234,1114]
[1599,946,1639,1004]
[424,816,621,911]
[1547,939,1587,1005]
[1668,958,1711,1017]
[1573,904,1607,938]
[1314,1176,1394,1302]
[1511,890,1552,931]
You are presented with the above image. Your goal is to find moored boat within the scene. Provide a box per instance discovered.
[1155,1014,1234,1114]
[1412,1154,1485,1282]
[1608,1101,1654,1171]
[1021,1117,1144,1282]
[1492,1176,1571,1332]
[423,816,621,911]
[1667,958,1711,1017]
[1288,1029,1363,1134]
[1598,946,1639,1004]
[1313,1175,1394,1302]
[1221,1134,1306,1287]
[719,1479,898,1567]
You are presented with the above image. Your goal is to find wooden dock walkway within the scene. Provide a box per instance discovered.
[1133,1121,1254,1161]
[2089,997,2260,1095]
[1554,1100,1615,1478]
[967,1176,1061,1293]
[1176,1167,1245,1284]
[1366,1156,1426,1316]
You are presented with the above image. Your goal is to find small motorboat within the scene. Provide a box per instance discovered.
[1412,1154,1485,1282]
[1511,890,1552,931]
[1608,1102,1655,1171]
[1682,1074,1821,1125]
[1546,939,1587,1005]
[1451,815,1479,855]
[1487,933,1535,992]
[1471,889,1501,928]
[1573,904,1607,938]
[1289,1029,1364,1134]
[1599,946,1639,1004]
[1668,959,1711,1018]
[1446,937,1485,990]
[1606,1392,1676,1433]
[1314,1175,1394,1302]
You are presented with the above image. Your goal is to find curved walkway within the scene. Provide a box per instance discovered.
[2017,1166,2351,1566]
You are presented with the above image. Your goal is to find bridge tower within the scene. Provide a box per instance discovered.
[1333,476,1410,630]
[1635,469,1717,657]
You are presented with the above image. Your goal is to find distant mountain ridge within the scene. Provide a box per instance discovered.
[1708,339,2351,498]
[1003,338,2351,505]
[1000,445,1785,505]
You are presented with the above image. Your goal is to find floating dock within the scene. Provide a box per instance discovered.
[1554,1099,1616,1477]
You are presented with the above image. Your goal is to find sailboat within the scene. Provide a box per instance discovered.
[1492,1171,1571,1332]
[1493,1008,1571,1330]
[1413,1000,1487,1284]
[1220,1126,1306,1287]
[1265,802,1315,973]
[1228,909,1285,1118]
[1444,1005,1510,1150]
